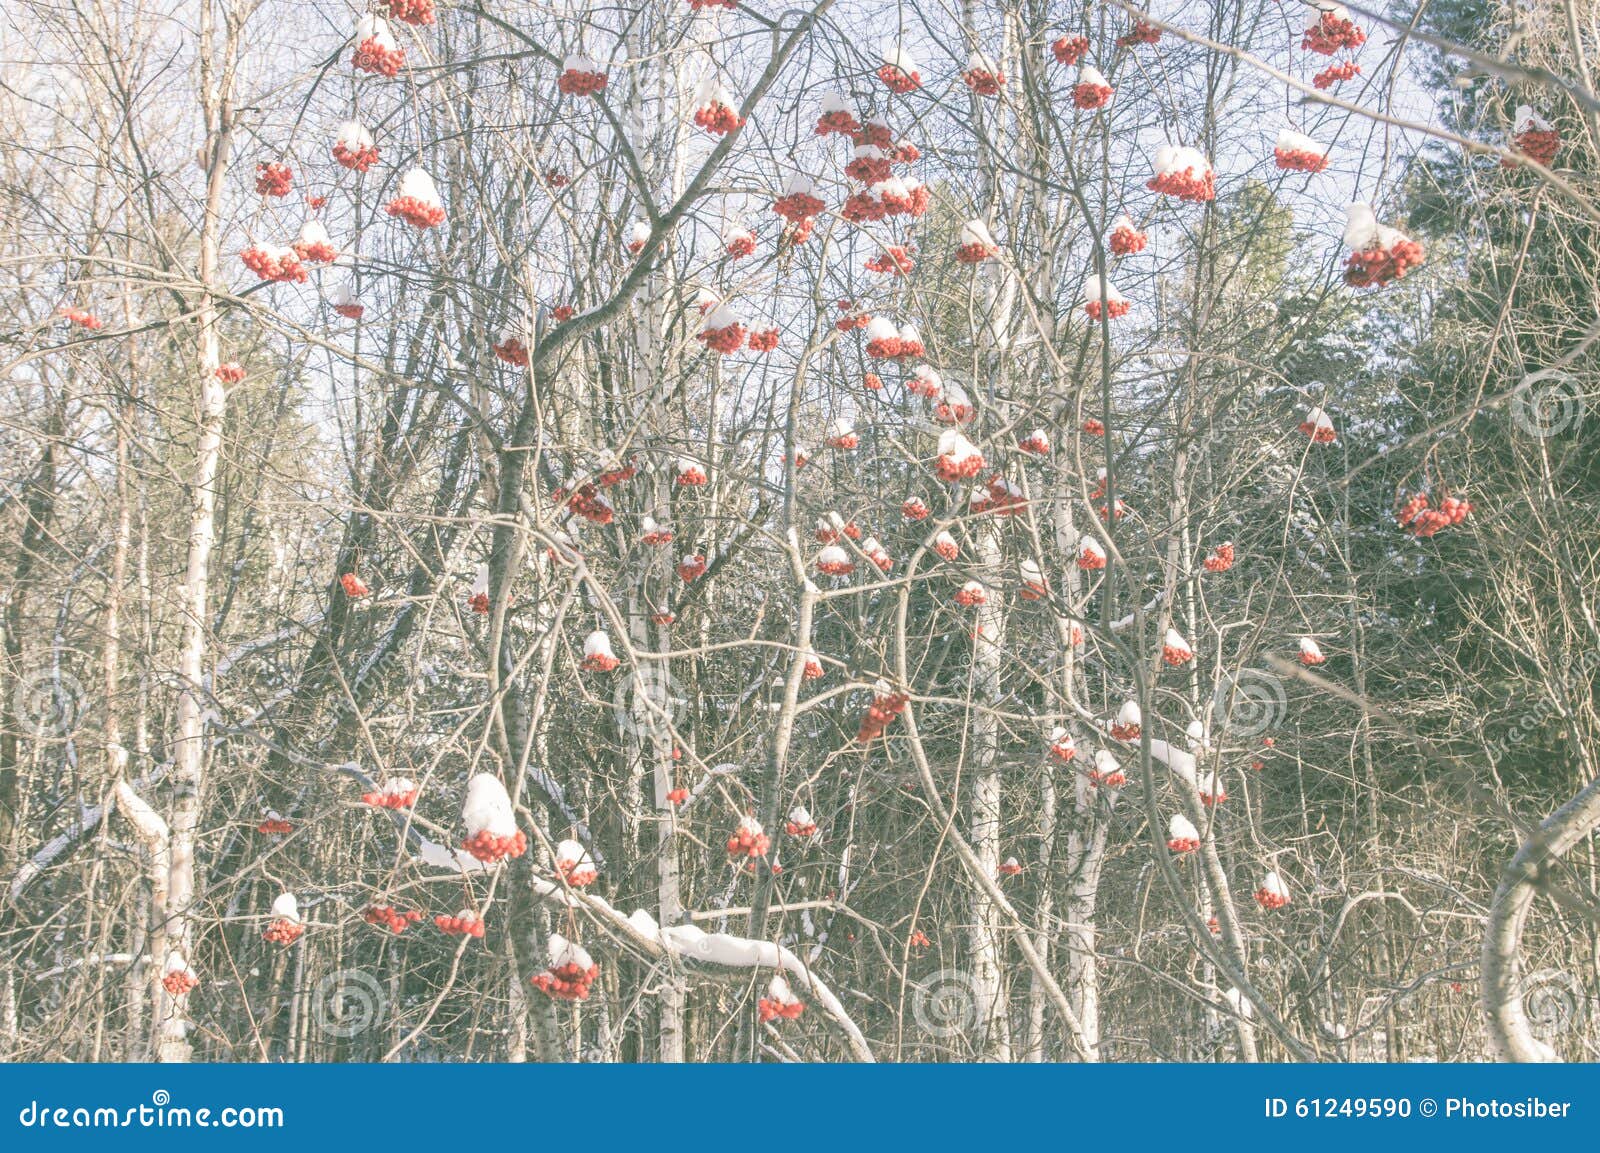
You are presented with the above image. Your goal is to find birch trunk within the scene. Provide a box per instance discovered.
[968,519,1011,1060]
[161,0,236,1062]
[1024,761,1056,1061]
[642,38,696,1063]
[1483,775,1600,1061]
[1062,838,1107,1058]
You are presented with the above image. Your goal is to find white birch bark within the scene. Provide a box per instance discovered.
[161,0,236,1062]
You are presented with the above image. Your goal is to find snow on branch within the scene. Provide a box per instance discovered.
[398,801,875,1060]
[10,763,170,904]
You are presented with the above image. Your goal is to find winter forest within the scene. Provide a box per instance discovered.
[1,0,1597,1066]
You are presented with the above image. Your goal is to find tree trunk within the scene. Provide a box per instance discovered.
[967,519,1011,1060]
[161,0,236,1062]
[1483,775,1600,1061]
